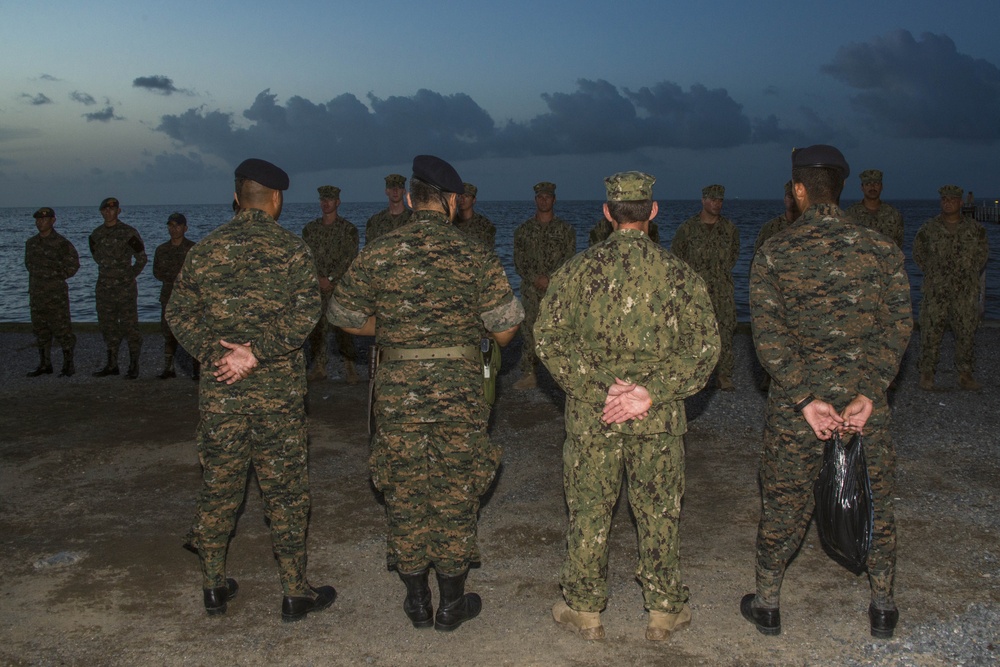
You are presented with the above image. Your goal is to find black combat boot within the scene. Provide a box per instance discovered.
[125,348,140,379]
[434,569,481,632]
[27,347,53,377]
[203,578,239,616]
[158,353,176,379]
[93,349,120,377]
[59,348,75,377]
[398,568,433,628]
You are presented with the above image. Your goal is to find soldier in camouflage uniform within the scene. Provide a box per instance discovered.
[153,212,198,380]
[588,215,659,246]
[24,207,79,377]
[364,174,412,245]
[89,197,147,379]
[913,185,990,391]
[742,145,912,640]
[845,169,904,248]
[454,182,496,248]
[167,158,335,622]
[302,185,360,383]
[512,181,576,389]
[537,172,719,642]
[670,184,740,390]
[328,155,523,632]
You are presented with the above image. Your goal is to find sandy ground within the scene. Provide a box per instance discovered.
[0,327,998,666]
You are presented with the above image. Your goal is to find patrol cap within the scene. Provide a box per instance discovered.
[318,185,341,200]
[783,180,793,196]
[234,158,289,191]
[604,171,655,202]
[534,182,556,195]
[99,197,120,209]
[791,144,850,179]
[702,184,725,199]
[385,174,406,188]
[463,182,478,197]
[167,212,187,226]
[859,169,883,184]
[938,184,963,198]
[33,207,55,219]
[412,155,463,194]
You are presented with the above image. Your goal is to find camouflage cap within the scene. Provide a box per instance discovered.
[234,158,289,191]
[859,169,883,184]
[791,144,850,179]
[463,182,478,197]
[167,212,187,226]
[99,197,120,209]
[534,181,556,195]
[938,184,963,198]
[33,207,55,219]
[318,185,341,200]
[604,171,655,202]
[783,180,793,196]
[702,184,725,199]
[385,174,406,188]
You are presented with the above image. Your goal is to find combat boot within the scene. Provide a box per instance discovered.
[125,349,140,380]
[398,568,433,628]
[158,353,176,379]
[552,600,604,640]
[27,347,53,377]
[93,349,120,377]
[513,371,537,390]
[345,360,360,385]
[59,348,75,377]
[434,570,481,632]
[646,604,692,641]
[717,374,734,391]
[918,372,935,391]
[958,371,982,391]
[307,363,327,382]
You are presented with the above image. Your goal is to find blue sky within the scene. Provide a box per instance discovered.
[2,0,999,206]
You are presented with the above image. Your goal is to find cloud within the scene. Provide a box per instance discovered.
[131,151,227,183]
[84,106,124,122]
[133,75,190,95]
[70,91,97,105]
[822,30,1000,144]
[21,93,53,106]
[39,74,59,82]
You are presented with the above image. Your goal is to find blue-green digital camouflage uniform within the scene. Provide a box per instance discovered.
[89,221,147,355]
[167,208,321,595]
[153,237,196,356]
[750,203,912,608]
[845,201,905,248]
[536,228,719,614]
[671,214,739,381]
[364,208,412,246]
[328,209,523,575]
[25,230,79,352]
[454,212,497,249]
[588,216,659,246]
[513,215,576,374]
[912,215,989,375]
[302,216,360,369]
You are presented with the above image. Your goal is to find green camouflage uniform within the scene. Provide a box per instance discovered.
[753,214,794,256]
[750,203,912,608]
[913,215,989,375]
[587,217,659,246]
[328,210,523,575]
[302,216,360,370]
[89,221,147,355]
[153,237,196,357]
[364,208,412,246]
[454,212,497,249]
[25,230,79,353]
[513,216,576,373]
[166,208,321,595]
[845,201,905,248]
[536,228,719,614]
[670,214,739,380]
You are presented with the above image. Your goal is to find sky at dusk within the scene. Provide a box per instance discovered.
[2,0,999,206]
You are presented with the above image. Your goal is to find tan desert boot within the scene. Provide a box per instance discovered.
[959,371,982,391]
[717,375,734,391]
[646,604,691,641]
[307,364,327,382]
[552,600,604,640]
[918,372,935,391]
[345,361,360,385]
[513,371,537,390]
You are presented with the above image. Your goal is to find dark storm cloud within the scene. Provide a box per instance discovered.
[156,79,794,172]
[823,30,1000,143]
[84,106,124,122]
[70,91,97,105]
[21,93,53,106]
[133,75,189,95]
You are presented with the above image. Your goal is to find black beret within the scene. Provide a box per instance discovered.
[791,144,850,179]
[234,158,289,191]
[412,155,463,194]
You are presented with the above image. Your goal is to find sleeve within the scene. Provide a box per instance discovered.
[912,225,929,272]
[857,247,913,400]
[512,224,530,279]
[560,224,576,266]
[328,251,376,329]
[728,223,741,270]
[165,253,219,364]
[477,253,523,332]
[63,240,80,280]
[892,211,904,249]
[129,232,147,277]
[252,247,321,360]
[152,246,168,282]
[670,223,688,261]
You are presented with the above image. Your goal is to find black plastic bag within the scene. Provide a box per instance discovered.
[813,432,874,572]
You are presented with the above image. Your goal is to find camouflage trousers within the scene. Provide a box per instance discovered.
[520,286,542,373]
[307,294,357,368]
[755,423,897,607]
[95,278,142,353]
[707,281,735,379]
[370,421,500,575]
[918,289,979,374]
[29,283,75,351]
[193,411,311,595]
[159,303,179,355]
[560,431,687,614]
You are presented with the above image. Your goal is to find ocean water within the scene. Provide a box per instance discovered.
[1,199,997,323]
